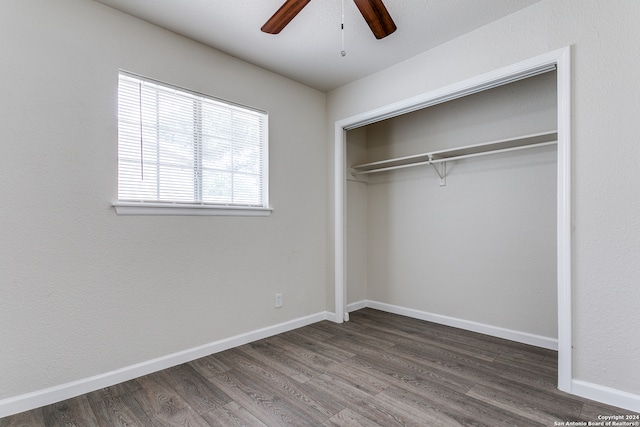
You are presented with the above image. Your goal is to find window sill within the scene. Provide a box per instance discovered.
[113,202,273,217]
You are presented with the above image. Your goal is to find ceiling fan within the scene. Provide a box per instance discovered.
[261,0,397,40]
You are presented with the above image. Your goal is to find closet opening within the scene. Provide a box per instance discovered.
[334,47,571,392]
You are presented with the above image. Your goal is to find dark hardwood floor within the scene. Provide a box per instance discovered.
[2,308,637,426]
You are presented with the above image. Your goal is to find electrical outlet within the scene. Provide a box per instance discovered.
[275,293,283,308]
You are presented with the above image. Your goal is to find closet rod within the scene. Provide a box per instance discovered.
[352,139,557,176]
[430,140,557,165]
[353,159,432,175]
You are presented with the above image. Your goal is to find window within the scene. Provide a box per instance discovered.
[114,72,270,216]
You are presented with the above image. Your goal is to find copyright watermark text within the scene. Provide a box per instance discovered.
[553,414,640,426]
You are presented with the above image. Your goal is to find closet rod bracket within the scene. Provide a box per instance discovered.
[429,156,446,186]
[349,168,369,183]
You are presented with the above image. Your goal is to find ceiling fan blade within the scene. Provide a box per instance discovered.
[261,0,311,34]
[352,0,397,39]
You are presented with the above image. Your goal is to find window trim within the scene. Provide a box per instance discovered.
[112,202,273,216]
[114,71,271,216]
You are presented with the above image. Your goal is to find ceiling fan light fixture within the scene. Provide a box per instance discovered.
[261,0,396,40]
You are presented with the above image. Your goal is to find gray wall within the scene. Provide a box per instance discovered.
[330,0,640,398]
[0,0,327,399]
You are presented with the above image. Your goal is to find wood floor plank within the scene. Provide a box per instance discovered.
[340,348,539,427]
[41,395,99,427]
[261,335,340,370]
[350,393,430,427]
[319,356,389,396]
[89,394,154,426]
[360,321,501,363]
[388,339,506,379]
[375,386,467,427]
[498,363,557,391]
[383,342,534,396]
[473,371,584,416]
[206,369,317,426]
[322,334,396,363]
[85,378,141,406]
[305,373,423,427]
[0,409,45,427]
[212,349,341,423]
[324,408,385,427]
[200,401,268,427]
[466,382,583,425]
[311,321,397,351]
[355,310,540,362]
[275,330,357,363]
[291,323,336,342]
[396,330,499,363]
[156,364,233,415]
[347,346,477,395]
[128,373,210,427]
[305,372,380,408]
[237,341,326,383]
[189,354,233,379]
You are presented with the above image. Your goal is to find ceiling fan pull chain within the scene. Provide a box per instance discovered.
[341,0,346,56]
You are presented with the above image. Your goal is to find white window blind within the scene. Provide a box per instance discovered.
[117,72,268,210]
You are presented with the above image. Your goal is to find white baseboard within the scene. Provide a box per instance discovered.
[572,379,640,413]
[355,300,558,350]
[324,311,338,322]
[0,311,331,418]
[347,300,368,312]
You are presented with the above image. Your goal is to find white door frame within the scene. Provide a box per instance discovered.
[333,46,572,392]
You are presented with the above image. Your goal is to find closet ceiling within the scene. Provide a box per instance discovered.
[93,0,541,92]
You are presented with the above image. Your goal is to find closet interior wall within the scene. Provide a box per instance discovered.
[346,71,558,340]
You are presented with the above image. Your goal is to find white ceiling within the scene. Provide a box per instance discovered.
[94,0,541,92]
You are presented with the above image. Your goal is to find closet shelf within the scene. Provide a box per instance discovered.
[351,130,558,176]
